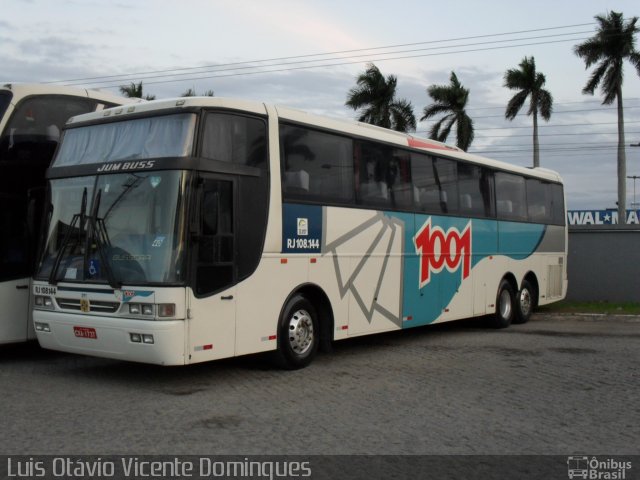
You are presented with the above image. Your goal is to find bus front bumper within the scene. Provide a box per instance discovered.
[33,310,186,366]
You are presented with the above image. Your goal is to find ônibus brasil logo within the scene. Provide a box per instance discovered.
[414,218,472,288]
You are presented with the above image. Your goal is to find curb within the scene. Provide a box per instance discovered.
[534,312,640,323]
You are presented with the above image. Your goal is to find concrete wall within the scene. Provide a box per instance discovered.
[567,225,640,302]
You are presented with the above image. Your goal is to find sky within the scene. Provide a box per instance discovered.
[2,0,640,209]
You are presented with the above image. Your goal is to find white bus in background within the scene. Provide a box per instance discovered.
[0,83,137,345]
[32,97,567,368]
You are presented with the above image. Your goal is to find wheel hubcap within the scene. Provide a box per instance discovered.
[288,309,314,355]
[519,288,531,316]
[499,289,512,319]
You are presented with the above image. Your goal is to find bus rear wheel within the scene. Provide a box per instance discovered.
[274,294,319,369]
[491,279,515,328]
[513,279,535,324]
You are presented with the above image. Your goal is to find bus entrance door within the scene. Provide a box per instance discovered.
[0,191,31,343]
[0,278,29,343]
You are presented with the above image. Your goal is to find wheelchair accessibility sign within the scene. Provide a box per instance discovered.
[88,259,100,278]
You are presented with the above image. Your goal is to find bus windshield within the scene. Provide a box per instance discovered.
[36,170,189,286]
[1,94,98,142]
[53,113,196,167]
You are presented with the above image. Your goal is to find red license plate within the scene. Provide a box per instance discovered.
[74,326,97,339]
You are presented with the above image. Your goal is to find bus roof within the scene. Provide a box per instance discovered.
[63,96,563,183]
[1,83,142,106]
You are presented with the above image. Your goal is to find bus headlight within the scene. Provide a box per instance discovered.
[126,303,174,318]
[34,295,54,309]
[129,303,155,316]
[130,332,154,344]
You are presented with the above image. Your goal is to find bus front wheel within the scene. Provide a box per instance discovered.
[492,279,515,328]
[274,294,319,369]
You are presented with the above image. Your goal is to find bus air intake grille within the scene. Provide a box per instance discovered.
[547,265,563,299]
[55,298,120,313]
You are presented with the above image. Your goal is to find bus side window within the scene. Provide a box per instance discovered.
[201,113,267,170]
[280,124,354,204]
[433,158,458,215]
[550,183,566,226]
[495,172,527,222]
[526,178,550,223]
[356,141,391,208]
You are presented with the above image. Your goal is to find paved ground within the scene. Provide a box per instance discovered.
[0,313,638,455]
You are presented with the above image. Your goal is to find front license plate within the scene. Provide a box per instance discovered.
[74,326,97,339]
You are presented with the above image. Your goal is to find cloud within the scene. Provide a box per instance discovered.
[218,1,366,53]
[0,35,108,84]
[17,36,92,62]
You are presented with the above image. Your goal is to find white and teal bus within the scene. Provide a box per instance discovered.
[32,97,567,368]
[0,83,136,345]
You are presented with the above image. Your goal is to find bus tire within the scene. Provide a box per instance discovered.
[491,279,515,328]
[274,294,319,369]
[513,279,535,324]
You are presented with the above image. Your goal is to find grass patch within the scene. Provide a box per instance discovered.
[539,301,640,315]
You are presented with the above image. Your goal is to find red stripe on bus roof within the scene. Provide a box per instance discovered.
[407,137,457,151]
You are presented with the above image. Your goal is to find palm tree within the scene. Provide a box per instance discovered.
[346,63,416,133]
[574,11,640,223]
[119,81,156,100]
[181,88,215,97]
[503,56,553,168]
[421,72,474,151]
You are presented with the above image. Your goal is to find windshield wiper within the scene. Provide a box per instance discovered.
[48,188,121,289]
[48,187,88,285]
[79,185,87,238]
[86,189,121,289]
